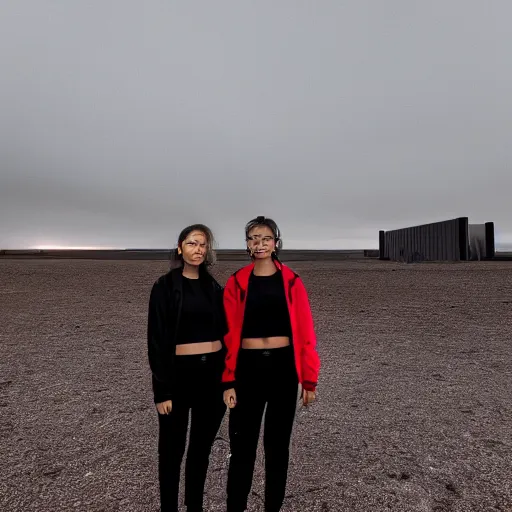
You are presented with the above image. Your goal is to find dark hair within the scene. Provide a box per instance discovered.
[245,215,282,259]
[170,224,217,270]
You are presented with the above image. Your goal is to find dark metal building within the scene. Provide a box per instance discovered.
[379,217,470,262]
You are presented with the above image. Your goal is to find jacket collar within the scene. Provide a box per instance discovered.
[167,266,216,290]
[233,259,295,291]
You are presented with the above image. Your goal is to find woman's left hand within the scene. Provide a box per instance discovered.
[302,389,316,406]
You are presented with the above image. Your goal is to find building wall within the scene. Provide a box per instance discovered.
[379,217,469,262]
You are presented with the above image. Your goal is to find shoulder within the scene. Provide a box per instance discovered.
[223,263,254,297]
[152,271,167,289]
[231,263,254,278]
[224,273,237,289]
[151,269,179,295]
[279,263,301,282]
[208,273,224,292]
[228,263,254,285]
[279,264,310,298]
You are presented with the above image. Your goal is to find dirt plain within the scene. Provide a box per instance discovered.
[1,258,511,512]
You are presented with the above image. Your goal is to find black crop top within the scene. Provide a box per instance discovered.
[176,277,223,344]
[241,270,292,339]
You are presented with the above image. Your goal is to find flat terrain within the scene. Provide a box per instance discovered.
[1,258,511,512]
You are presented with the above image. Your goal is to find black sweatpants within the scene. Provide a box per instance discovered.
[226,345,299,512]
[157,349,226,512]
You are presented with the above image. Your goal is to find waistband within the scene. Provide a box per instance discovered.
[174,348,224,365]
[239,344,293,357]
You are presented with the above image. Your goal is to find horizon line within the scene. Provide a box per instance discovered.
[11,246,377,252]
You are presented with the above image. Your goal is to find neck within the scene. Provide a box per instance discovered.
[253,257,277,276]
[182,262,200,279]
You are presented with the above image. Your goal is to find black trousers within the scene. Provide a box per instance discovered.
[227,345,299,512]
[157,349,225,512]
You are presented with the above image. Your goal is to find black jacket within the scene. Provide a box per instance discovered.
[147,267,226,403]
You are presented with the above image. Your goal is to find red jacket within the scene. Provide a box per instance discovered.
[222,260,320,392]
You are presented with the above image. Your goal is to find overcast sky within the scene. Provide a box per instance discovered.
[1,1,511,250]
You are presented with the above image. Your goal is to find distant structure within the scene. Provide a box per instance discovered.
[468,222,495,261]
[379,218,496,262]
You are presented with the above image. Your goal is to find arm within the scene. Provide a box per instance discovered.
[296,278,320,392]
[147,281,174,404]
[221,275,239,390]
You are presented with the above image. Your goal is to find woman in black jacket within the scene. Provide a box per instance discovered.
[147,224,226,512]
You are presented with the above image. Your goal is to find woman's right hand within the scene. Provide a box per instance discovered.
[156,400,173,415]
[223,388,237,409]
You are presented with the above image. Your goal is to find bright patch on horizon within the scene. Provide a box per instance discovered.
[31,245,121,250]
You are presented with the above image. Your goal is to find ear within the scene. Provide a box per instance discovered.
[177,245,182,255]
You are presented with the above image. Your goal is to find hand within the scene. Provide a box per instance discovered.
[302,389,316,407]
[156,400,173,415]
[223,388,237,409]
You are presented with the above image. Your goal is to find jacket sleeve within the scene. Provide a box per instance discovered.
[147,281,174,403]
[221,275,238,390]
[296,277,320,392]
[216,283,229,339]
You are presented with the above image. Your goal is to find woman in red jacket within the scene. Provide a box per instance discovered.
[222,216,320,512]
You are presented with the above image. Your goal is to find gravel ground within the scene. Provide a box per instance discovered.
[1,258,511,512]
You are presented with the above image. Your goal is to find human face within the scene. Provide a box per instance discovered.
[246,225,276,260]
[179,230,207,266]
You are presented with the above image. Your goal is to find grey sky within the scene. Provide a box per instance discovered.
[1,1,511,249]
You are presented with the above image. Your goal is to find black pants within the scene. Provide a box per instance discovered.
[157,349,225,512]
[227,345,299,512]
